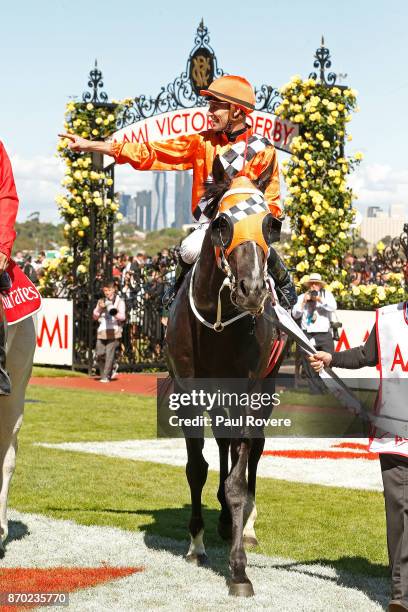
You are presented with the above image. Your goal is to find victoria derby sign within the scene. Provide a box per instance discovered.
[110,107,297,153]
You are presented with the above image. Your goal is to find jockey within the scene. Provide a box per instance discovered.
[60,75,297,308]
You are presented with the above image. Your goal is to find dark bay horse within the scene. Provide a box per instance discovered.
[165,163,286,597]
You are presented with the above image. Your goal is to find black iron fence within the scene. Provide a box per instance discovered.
[71,272,173,373]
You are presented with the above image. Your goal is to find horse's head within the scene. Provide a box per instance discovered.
[207,160,281,313]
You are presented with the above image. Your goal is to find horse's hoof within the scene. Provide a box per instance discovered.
[186,552,209,567]
[218,520,232,541]
[228,580,255,597]
[243,535,259,548]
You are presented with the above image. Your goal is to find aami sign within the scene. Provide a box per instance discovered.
[34,299,73,366]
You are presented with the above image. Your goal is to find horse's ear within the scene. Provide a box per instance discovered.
[212,155,227,183]
[254,164,274,193]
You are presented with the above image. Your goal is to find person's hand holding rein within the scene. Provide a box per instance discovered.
[309,351,332,372]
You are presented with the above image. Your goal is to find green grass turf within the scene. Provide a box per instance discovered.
[11,384,388,576]
[31,366,87,378]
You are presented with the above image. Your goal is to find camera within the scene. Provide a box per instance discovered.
[105,300,118,316]
[308,290,319,300]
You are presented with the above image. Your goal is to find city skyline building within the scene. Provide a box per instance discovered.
[174,171,193,228]
[151,172,168,231]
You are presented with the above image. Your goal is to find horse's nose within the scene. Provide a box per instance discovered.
[239,278,264,299]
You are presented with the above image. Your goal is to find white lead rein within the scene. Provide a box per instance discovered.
[188,258,275,333]
[188,259,250,332]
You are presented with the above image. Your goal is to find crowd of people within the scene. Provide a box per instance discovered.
[343,252,408,286]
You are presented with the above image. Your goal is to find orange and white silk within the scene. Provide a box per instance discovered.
[111,128,281,220]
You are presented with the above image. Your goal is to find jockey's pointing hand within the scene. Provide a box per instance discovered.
[58,133,92,152]
[58,134,113,156]
[309,351,333,372]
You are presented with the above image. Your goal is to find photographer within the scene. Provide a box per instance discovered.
[292,272,337,393]
[93,281,126,383]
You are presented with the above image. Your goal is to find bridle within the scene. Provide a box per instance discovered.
[188,187,280,333]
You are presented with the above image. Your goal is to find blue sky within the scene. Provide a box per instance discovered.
[1,0,407,222]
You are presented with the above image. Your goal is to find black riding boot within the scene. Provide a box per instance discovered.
[0,272,11,395]
[267,248,297,309]
[162,258,193,308]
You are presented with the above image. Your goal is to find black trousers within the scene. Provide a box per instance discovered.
[380,453,408,603]
[302,331,334,393]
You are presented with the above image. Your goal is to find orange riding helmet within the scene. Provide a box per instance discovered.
[200,75,256,115]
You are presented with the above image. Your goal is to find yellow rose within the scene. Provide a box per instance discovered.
[354,152,364,160]
[322,140,330,148]
[86,103,94,111]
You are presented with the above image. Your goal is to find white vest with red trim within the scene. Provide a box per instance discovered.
[369,301,408,455]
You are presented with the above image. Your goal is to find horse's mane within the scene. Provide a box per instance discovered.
[203,176,232,220]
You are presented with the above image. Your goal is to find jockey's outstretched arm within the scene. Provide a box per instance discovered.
[58,134,113,156]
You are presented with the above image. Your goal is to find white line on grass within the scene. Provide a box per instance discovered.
[36,438,384,491]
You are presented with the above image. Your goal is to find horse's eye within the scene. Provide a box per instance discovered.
[211,215,232,248]
[262,214,282,245]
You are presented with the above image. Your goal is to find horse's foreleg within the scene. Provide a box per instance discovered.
[225,440,254,597]
[216,437,232,540]
[243,437,265,548]
[185,436,209,566]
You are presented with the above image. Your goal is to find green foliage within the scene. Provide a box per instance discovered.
[276,76,362,282]
[12,220,64,253]
[41,99,133,293]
